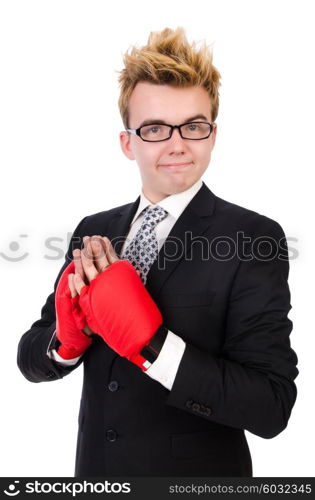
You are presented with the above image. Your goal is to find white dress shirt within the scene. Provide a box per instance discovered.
[49,179,203,390]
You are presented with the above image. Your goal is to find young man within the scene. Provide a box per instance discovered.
[17,27,298,477]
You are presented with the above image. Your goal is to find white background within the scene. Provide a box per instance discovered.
[0,0,314,477]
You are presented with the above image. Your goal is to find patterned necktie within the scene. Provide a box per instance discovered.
[122,205,168,284]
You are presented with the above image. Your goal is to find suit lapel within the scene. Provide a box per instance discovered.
[107,197,140,257]
[146,183,217,298]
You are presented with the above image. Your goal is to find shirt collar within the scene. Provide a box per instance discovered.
[131,179,203,224]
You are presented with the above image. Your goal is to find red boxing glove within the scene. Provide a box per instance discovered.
[79,260,162,370]
[55,261,92,359]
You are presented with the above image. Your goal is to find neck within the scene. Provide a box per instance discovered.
[142,189,168,205]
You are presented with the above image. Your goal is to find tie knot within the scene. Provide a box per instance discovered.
[141,205,168,229]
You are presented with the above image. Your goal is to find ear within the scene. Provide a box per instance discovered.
[211,123,218,148]
[119,131,135,160]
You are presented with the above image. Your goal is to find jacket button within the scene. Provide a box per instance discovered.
[108,380,119,392]
[45,371,55,380]
[106,429,117,442]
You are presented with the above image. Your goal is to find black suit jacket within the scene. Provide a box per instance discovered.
[17,183,298,476]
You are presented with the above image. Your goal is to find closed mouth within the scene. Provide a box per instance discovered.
[159,162,192,167]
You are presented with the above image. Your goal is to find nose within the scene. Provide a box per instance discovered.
[167,127,188,155]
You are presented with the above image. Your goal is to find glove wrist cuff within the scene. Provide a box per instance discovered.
[57,344,89,360]
[140,325,168,365]
[55,329,92,360]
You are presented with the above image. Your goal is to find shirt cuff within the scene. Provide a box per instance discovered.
[46,329,82,366]
[145,331,186,390]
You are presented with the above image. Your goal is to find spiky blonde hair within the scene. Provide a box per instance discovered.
[118,27,221,128]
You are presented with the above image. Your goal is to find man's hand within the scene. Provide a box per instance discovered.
[69,235,163,370]
[68,236,112,334]
[69,235,120,293]
[68,235,120,336]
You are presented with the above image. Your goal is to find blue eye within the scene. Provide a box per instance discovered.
[187,123,200,131]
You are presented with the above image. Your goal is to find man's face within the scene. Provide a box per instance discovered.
[120,82,217,203]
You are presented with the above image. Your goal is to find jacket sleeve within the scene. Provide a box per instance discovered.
[166,217,298,439]
[17,217,88,383]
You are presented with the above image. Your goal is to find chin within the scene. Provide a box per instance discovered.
[167,177,194,194]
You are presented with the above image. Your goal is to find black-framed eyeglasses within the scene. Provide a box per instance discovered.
[126,121,216,142]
